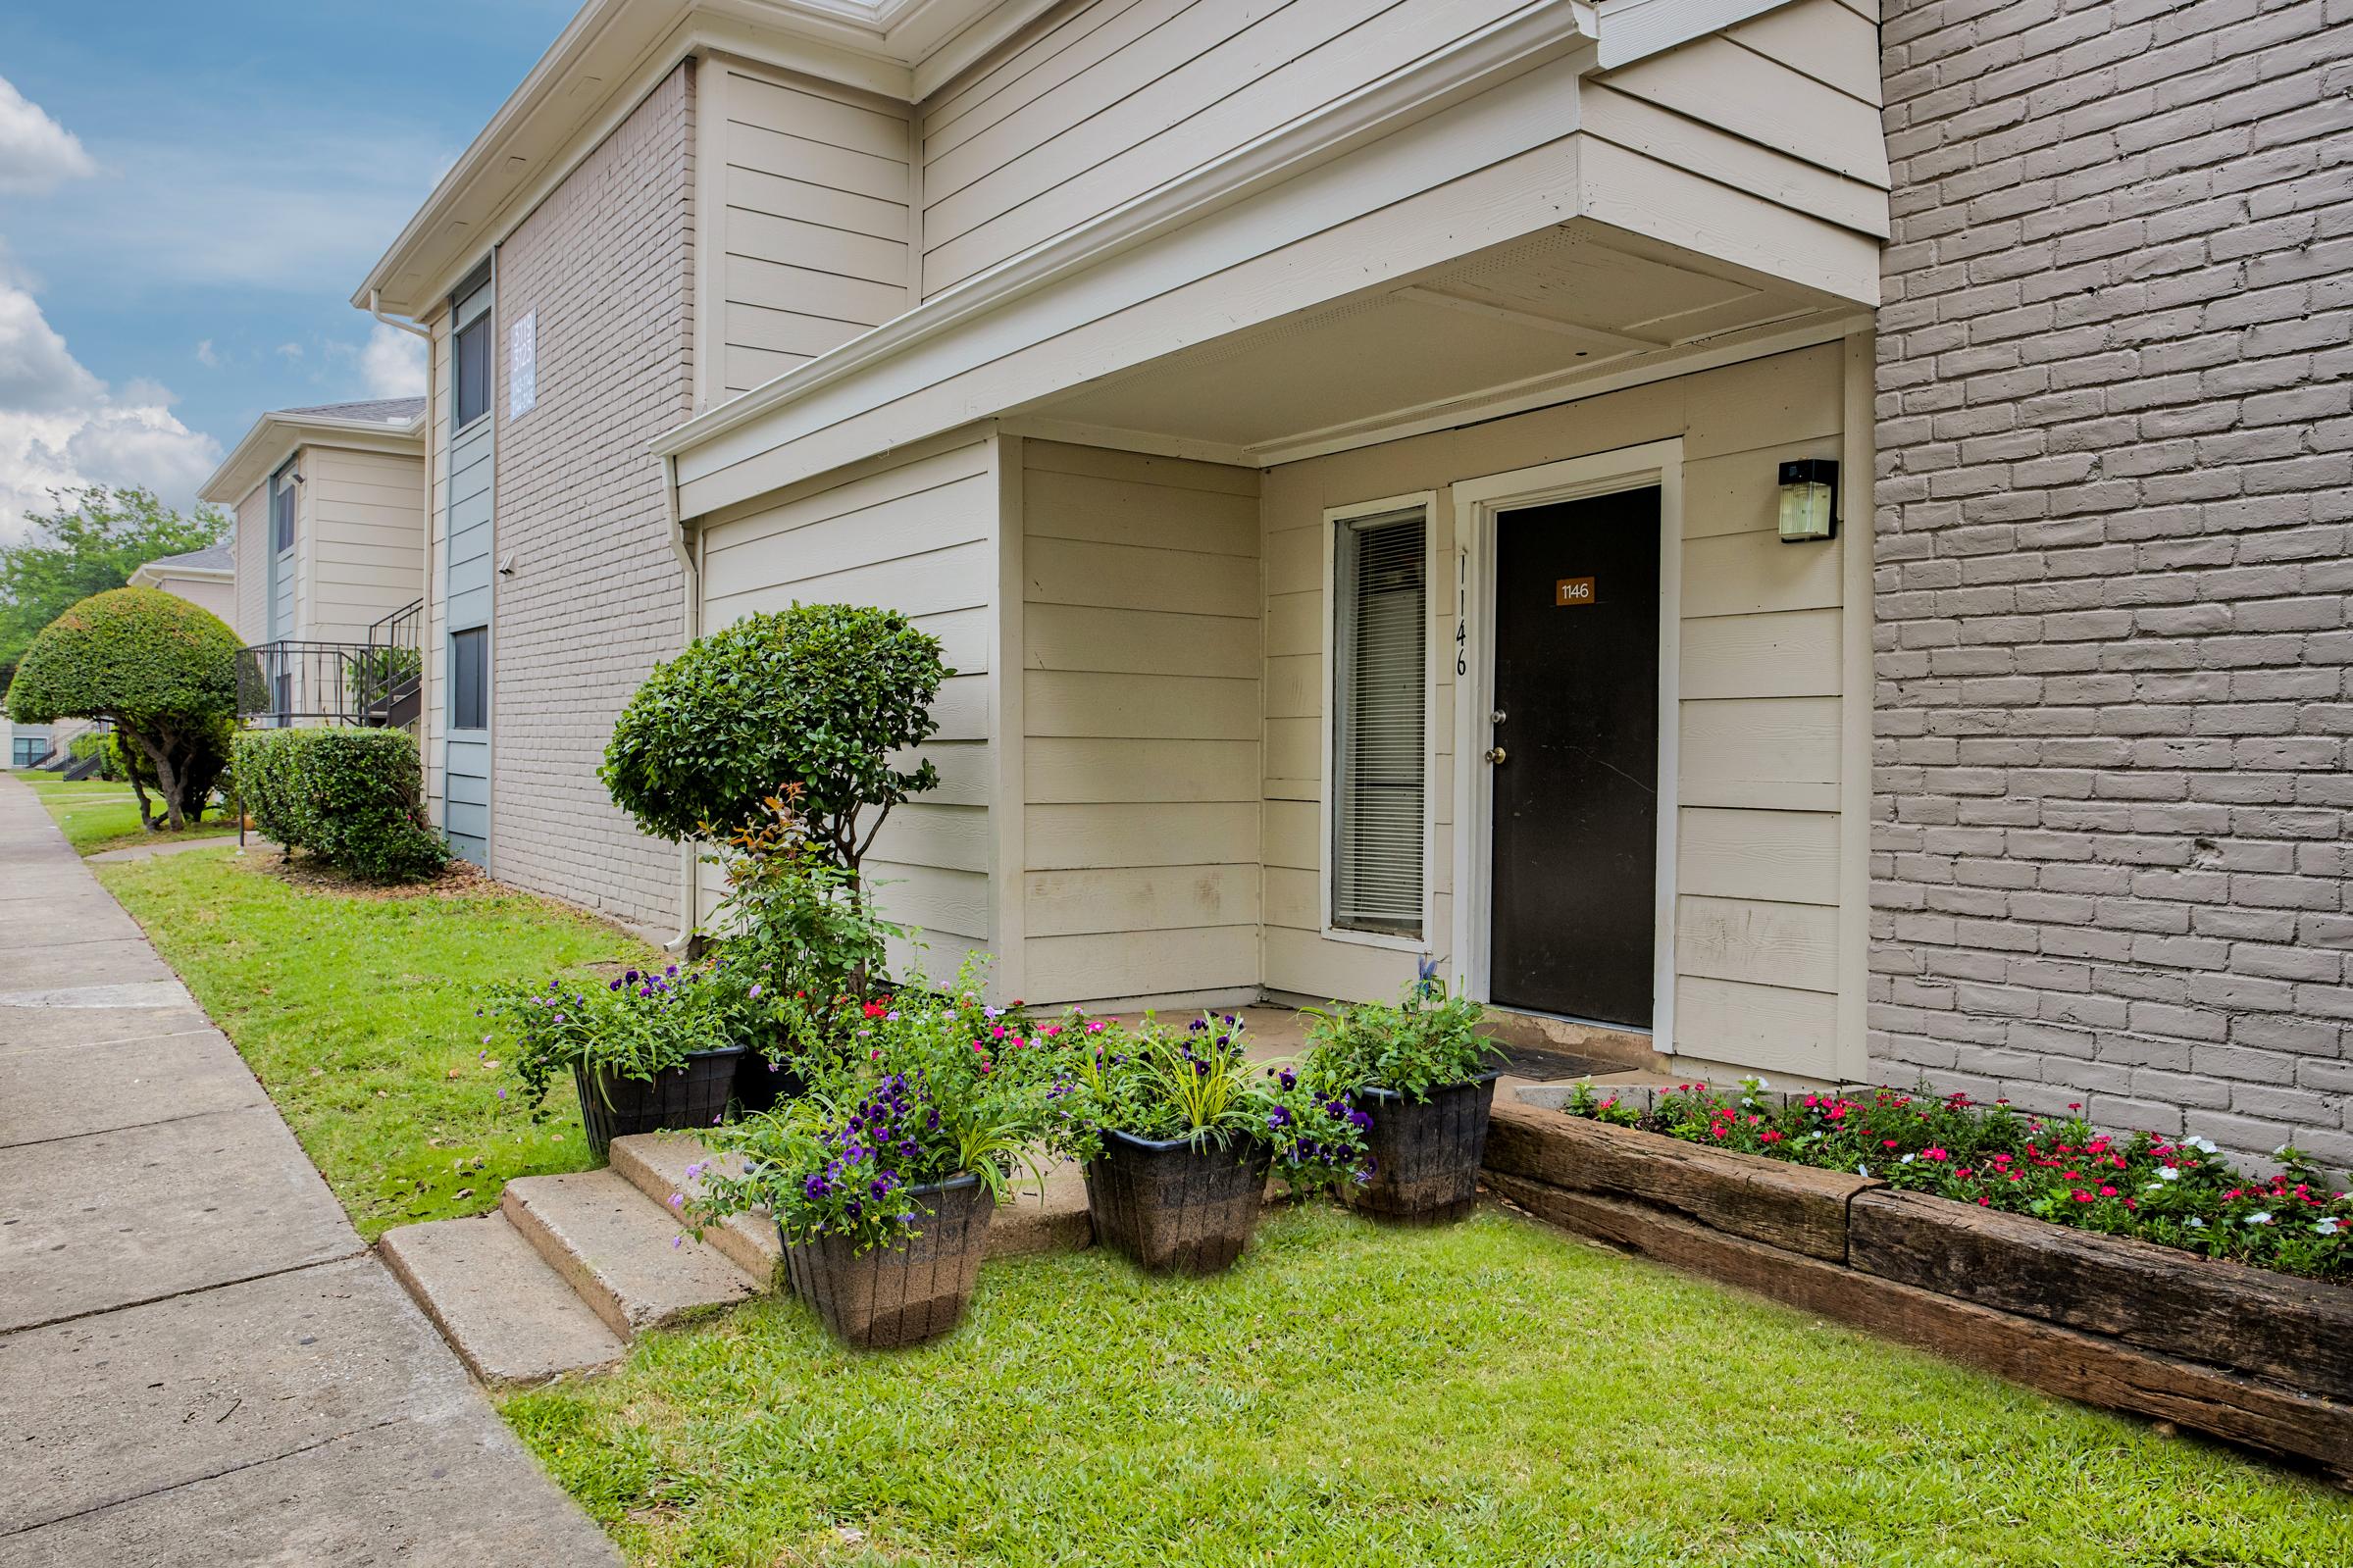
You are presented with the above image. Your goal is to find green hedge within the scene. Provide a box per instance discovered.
[233,728,448,883]
[69,733,120,780]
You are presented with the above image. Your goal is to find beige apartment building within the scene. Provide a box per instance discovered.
[353,0,1884,1087]
[199,398,429,729]
[126,544,237,623]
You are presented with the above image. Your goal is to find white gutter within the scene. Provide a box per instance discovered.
[370,288,434,344]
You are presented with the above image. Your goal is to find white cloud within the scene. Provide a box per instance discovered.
[194,338,219,369]
[276,341,303,361]
[0,262,218,542]
[0,76,96,196]
[358,322,426,398]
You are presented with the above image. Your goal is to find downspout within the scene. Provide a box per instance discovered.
[663,449,700,953]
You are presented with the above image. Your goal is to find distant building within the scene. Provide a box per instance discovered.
[197,398,428,731]
[127,543,236,623]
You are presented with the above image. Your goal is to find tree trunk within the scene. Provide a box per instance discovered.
[130,774,156,830]
[128,727,186,832]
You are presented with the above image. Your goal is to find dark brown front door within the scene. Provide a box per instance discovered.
[1487,486,1661,1027]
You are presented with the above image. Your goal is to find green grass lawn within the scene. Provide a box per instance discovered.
[96,846,655,1239]
[506,1205,2353,1568]
[11,767,239,855]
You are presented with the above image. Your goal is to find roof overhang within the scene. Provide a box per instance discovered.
[197,412,427,507]
[128,562,234,587]
[351,0,1056,318]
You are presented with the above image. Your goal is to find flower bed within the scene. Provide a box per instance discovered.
[1485,1093,2353,1481]
[1560,1080,2350,1282]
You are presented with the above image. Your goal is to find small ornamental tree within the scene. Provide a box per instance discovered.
[601,603,948,894]
[6,587,238,830]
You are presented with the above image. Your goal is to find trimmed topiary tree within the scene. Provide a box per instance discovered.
[6,587,238,830]
[233,728,448,883]
[601,602,949,892]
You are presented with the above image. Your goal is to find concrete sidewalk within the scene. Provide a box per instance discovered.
[0,777,620,1567]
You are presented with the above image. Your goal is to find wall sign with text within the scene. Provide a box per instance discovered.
[1555,576,1596,606]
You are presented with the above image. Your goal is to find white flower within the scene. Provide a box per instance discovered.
[2158,1167,2178,1183]
[1753,1079,1771,1091]
[2186,1218,2206,1231]
[2187,1136,2218,1154]
[2274,1144,2292,1158]
[1900,1153,1916,1166]
[2315,1217,2340,1237]
[1857,1164,1870,1178]
[2245,1211,2274,1227]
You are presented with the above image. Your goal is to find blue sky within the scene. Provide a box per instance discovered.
[0,0,577,538]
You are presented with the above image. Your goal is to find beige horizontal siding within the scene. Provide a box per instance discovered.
[699,437,997,960]
[1018,439,1262,1006]
[916,0,1527,295]
[714,60,912,401]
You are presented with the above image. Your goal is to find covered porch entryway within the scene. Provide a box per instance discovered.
[979,218,1873,1086]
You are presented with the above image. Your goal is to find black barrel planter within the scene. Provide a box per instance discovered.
[574,1045,744,1161]
[731,1050,804,1119]
[1085,1131,1274,1275]
[1341,1069,1505,1225]
[782,1174,993,1349]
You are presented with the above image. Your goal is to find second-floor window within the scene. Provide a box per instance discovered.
[453,310,491,429]
[272,474,294,553]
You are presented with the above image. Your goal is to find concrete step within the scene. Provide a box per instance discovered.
[379,1215,626,1387]
[609,1131,1098,1265]
[608,1133,780,1285]
[501,1170,760,1340]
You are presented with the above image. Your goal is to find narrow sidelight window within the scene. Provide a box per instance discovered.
[451,627,488,731]
[272,472,294,554]
[453,311,491,429]
[1331,509,1427,937]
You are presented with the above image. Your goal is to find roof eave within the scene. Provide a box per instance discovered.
[197,413,427,507]
[350,0,1058,318]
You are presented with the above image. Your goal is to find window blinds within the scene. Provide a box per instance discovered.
[1331,510,1427,936]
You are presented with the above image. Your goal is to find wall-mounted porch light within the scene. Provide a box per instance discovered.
[1776,459,1838,543]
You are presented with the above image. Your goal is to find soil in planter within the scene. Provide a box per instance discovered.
[1343,1071,1503,1226]
[575,1046,743,1162]
[782,1175,993,1349]
[1086,1131,1273,1275]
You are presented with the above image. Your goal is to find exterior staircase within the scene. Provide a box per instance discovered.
[379,1133,1093,1387]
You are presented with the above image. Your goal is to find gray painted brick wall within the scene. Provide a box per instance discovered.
[489,63,695,936]
[1872,0,2353,1167]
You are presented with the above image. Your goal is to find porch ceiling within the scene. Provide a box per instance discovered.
[1011,222,1862,467]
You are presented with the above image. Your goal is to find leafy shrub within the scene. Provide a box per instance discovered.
[601,603,948,887]
[6,586,237,828]
[691,955,1068,1250]
[705,788,907,1069]
[69,732,118,780]
[1303,968,1503,1099]
[492,961,755,1116]
[1560,1079,2353,1282]
[1046,1012,1370,1192]
[233,727,448,882]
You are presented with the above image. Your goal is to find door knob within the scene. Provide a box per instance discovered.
[1484,746,1507,766]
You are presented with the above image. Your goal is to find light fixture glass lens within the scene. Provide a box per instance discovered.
[1778,480,1834,540]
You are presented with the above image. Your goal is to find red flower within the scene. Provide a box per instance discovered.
[862,1001,889,1019]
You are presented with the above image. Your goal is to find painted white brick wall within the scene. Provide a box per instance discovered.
[489,63,696,935]
[1872,0,2353,1167]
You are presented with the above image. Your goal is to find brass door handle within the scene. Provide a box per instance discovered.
[1484,746,1507,765]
